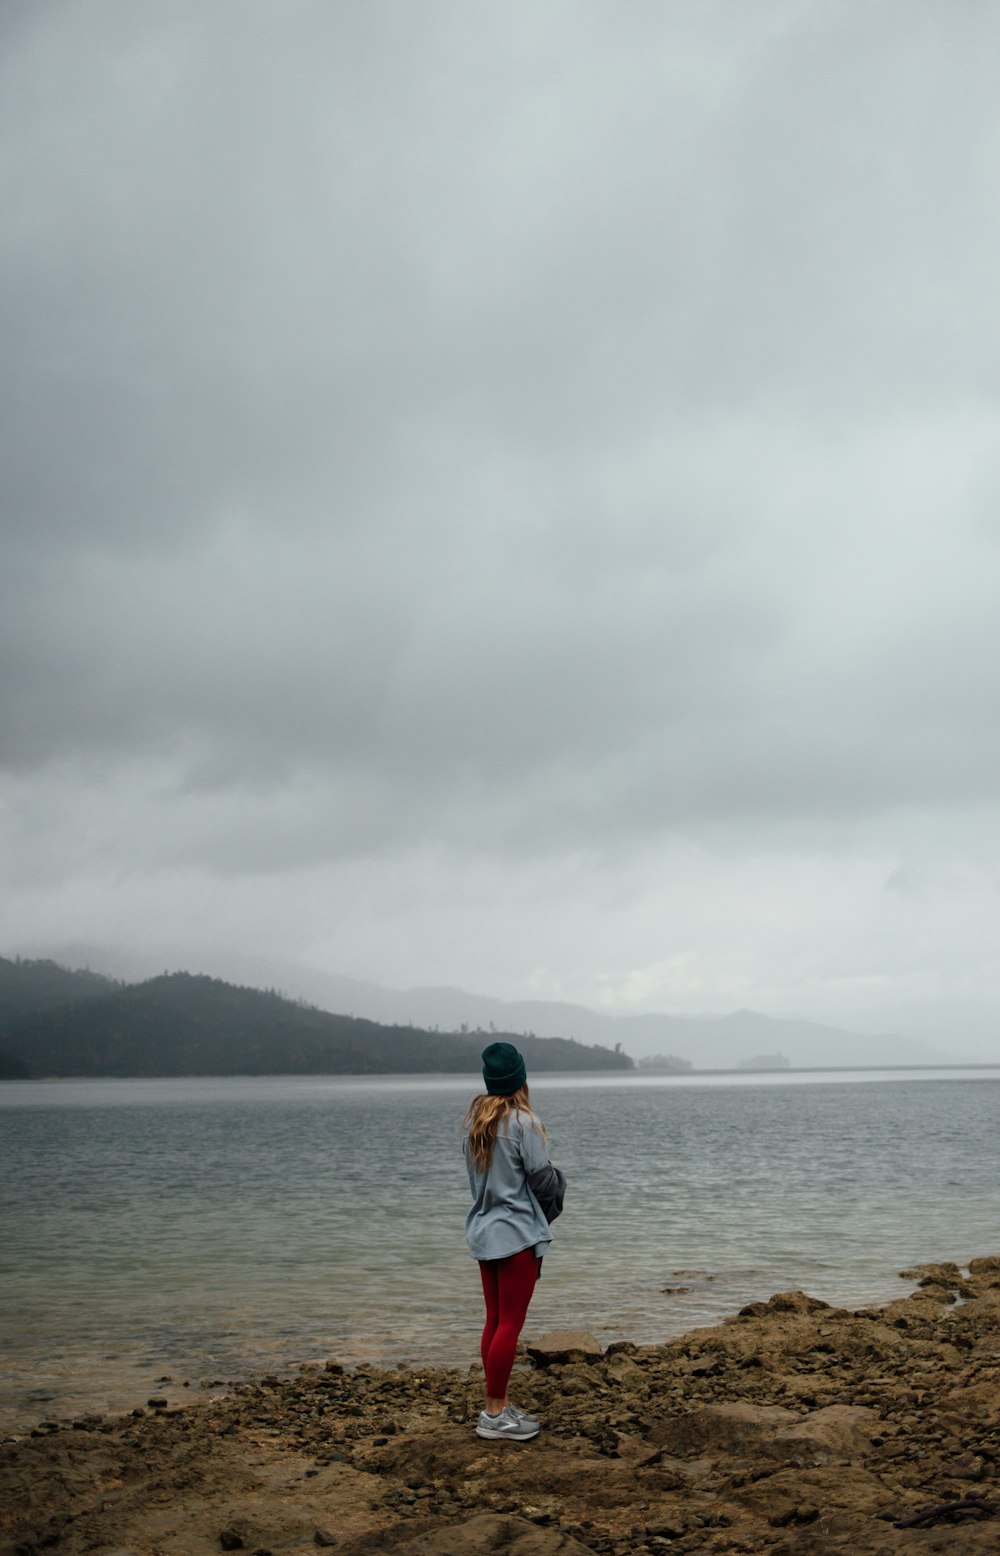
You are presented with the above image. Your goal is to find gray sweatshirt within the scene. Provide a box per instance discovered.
[464,1107,554,1262]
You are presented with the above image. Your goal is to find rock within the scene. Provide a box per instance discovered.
[917,1281,958,1304]
[899,1261,964,1284]
[738,1291,831,1318]
[640,1452,714,1491]
[969,1256,1000,1275]
[314,1531,337,1548]
[341,1513,595,1554]
[880,1294,951,1326]
[651,1402,876,1465]
[605,1352,643,1385]
[771,1405,878,1464]
[678,1353,719,1377]
[945,1453,986,1480]
[557,1361,602,1392]
[219,1530,246,1552]
[526,1331,603,1366]
[647,1518,687,1539]
[768,1502,820,1527]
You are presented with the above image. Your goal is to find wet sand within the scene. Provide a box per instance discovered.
[5,1258,1000,1555]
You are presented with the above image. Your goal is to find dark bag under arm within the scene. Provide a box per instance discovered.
[527,1162,567,1223]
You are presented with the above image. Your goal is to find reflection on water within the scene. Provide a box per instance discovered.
[3,1069,1000,1432]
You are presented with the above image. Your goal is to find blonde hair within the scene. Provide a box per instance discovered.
[464,1085,546,1173]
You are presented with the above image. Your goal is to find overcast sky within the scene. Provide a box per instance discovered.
[2,1,999,1041]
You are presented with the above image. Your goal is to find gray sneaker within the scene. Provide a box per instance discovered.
[476,1405,540,1441]
[507,1402,540,1426]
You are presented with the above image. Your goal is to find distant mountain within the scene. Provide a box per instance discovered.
[217,972,948,1070]
[0,962,633,1079]
[611,1007,948,1070]
[10,948,961,1070]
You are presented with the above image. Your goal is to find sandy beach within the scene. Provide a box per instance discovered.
[6,1258,1000,1555]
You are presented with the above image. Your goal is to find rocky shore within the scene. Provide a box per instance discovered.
[6,1259,1000,1555]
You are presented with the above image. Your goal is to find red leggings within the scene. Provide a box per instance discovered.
[478,1247,539,1398]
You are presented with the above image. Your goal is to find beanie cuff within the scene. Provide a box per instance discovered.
[485,1061,526,1095]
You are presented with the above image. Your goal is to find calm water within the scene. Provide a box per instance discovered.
[3,1069,1000,1434]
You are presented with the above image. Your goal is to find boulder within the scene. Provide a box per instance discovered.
[781,1404,879,1461]
[880,1293,953,1326]
[604,1351,644,1385]
[650,1401,876,1465]
[738,1291,832,1318]
[899,1261,964,1285]
[339,1513,596,1554]
[918,1281,959,1304]
[525,1332,603,1366]
[969,1256,1000,1276]
[733,1464,892,1534]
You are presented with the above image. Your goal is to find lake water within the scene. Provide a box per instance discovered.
[3,1068,1000,1435]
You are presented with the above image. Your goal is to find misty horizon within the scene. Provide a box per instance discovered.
[6,944,995,1071]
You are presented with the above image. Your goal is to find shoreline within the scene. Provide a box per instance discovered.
[5,1260,1000,1554]
[0,1268,919,1443]
[5,1063,1000,1083]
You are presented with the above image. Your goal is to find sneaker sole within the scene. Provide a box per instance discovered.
[475,1422,540,1441]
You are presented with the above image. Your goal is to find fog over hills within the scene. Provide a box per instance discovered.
[41,943,959,1070]
[0,959,631,1079]
[293,981,949,1070]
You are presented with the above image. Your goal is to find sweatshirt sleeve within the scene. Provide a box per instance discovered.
[515,1111,550,1175]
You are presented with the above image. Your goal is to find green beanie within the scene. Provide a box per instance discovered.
[481,1040,527,1096]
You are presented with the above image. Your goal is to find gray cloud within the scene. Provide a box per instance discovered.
[2,1,1000,1032]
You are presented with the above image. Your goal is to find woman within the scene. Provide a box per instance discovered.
[464,1041,565,1442]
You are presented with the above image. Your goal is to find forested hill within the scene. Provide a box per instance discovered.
[0,956,120,1020]
[0,963,634,1078]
